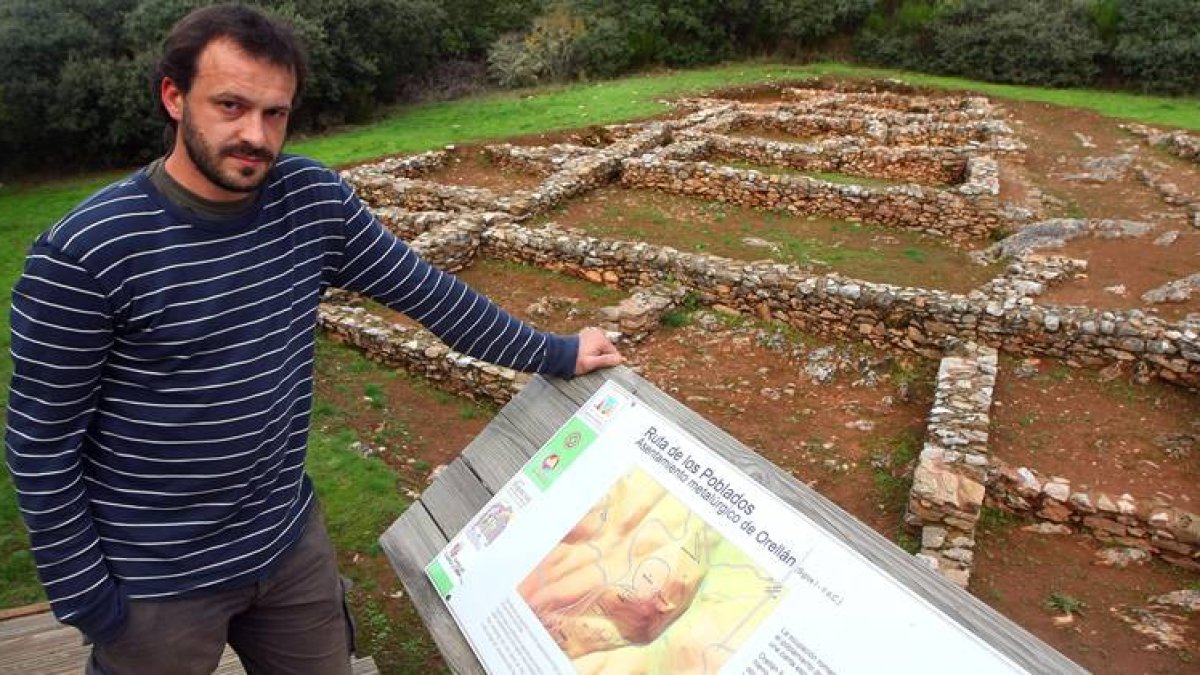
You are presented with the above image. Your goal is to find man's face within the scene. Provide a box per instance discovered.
[162,38,296,201]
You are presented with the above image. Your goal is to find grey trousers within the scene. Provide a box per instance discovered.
[87,511,355,675]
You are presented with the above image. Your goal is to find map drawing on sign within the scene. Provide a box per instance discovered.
[518,468,786,674]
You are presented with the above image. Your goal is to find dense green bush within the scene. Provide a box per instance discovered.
[1112,0,1200,95]
[854,1,947,72]
[437,0,544,60]
[489,0,876,83]
[0,0,513,175]
[3,0,1198,175]
[932,0,1103,87]
[858,0,1104,87]
[0,0,143,171]
[758,0,876,55]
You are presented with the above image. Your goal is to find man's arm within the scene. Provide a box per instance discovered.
[331,177,620,377]
[5,242,126,643]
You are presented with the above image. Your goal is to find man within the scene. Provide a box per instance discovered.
[5,4,620,674]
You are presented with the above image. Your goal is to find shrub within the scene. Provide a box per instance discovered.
[1112,0,1200,95]
[857,0,1104,88]
[760,0,876,55]
[487,3,587,87]
[437,0,543,60]
[0,0,453,173]
[930,0,1104,88]
[854,1,949,72]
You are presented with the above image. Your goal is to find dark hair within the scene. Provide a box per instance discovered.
[153,3,307,129]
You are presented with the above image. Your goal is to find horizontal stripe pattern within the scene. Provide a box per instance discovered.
[6,155,577,641]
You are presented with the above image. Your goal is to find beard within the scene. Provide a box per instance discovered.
[180,106,277,195]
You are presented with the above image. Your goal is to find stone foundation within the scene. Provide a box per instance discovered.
[990,464,1200,572]
[318,304,527,404]
[619,156,1003,241]
[907,340,998,586]
[482,222,1200,387]
[318,87,1199,596]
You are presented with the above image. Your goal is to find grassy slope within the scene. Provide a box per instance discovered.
[289,61,1200,167]
[0,57,1197,621]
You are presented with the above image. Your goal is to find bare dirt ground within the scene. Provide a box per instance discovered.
[326,86,1200,673]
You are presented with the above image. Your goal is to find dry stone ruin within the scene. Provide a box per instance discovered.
[322,81,1200,593]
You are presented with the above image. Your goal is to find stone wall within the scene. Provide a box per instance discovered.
[990,464,1200,572]
[482,222,1200,387]
[908,340,997,587]
[344,149,449,178]
[346,94,1018,247]
[343,125,672,221]
[619,157,1002,241]
[781,88,996,118]
[905,340,1200,580]
[699,133,974,185]
[484,143,598,176]
[318,304,527,403]
[715,109,1024,156]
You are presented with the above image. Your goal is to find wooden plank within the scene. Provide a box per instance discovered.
[0,608,58,640]
[460,376,578,493]
[0,611,376,675]
[460,412,541,493]
[380,504,485,675]
[420,458,492,539]
[493,376,578,446]
[548,369,1084,674]
[211,650,375,674]
[0,611,85,675]
[0,602,51,622]
[350,657,380,674]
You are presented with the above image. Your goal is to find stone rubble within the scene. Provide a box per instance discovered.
[1094,547,1150,568]
[1062,154,1134,182]
[1112,597,1195,651]
[1141,273,1200,305]
[1123,123,1200,165]
[594,282,685,344]
[1133,163,1200,227]
[982,218,1155,261]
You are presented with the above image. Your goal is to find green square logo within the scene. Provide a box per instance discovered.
[426,559,455,599]
[523,416,596,490]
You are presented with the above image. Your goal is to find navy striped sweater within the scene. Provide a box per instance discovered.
[5,155,578,643]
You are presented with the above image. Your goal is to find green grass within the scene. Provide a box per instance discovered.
[868,430,921,515]
[287,61,1200,168]
[864,429,922,554]
[977,505,1022,534]
[1043,591,1087,617]
[661,308,693,328]
[363,383,387,409]
[307,421,407,558]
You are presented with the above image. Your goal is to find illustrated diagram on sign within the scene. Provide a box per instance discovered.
[518,468,786,674]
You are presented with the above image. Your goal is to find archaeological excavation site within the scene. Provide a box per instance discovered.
[319,80,1200,670]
